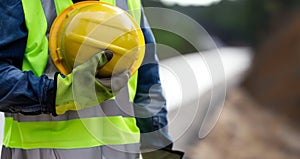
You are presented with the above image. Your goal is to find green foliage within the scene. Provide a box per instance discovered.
[142,0,300,50]
[152,29,197,57]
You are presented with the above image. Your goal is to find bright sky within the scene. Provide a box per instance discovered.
[160,0,222,6]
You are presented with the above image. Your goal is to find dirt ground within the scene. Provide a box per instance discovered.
[187,88,300,159]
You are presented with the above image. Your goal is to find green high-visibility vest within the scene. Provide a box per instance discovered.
[4,0,141,149]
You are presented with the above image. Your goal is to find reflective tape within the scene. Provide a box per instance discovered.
[1,143,140,159]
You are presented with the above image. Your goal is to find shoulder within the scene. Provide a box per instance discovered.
[0,0,23,12]
[0,0,24,23]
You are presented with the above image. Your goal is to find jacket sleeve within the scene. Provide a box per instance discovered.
[0,0,26,68]
[0,0,54,114]
[134,7,173,151]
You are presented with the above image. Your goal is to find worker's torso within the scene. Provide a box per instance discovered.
[3,1,141,158]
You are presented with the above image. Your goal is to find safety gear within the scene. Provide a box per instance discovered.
[21,0,48,76]
[54,51,113,115]
[49,1,145,77]
[3,0,141,153]
[98,68,131,93]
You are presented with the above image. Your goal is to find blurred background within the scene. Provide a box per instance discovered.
[142,0,300,158]
[0,0,300,158]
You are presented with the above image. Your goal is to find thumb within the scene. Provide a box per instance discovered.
[96,50,113,68]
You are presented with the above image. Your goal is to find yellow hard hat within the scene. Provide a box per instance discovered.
[49,1,145,77]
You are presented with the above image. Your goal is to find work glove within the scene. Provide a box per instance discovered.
[53,50,122,115]
[142,148,184,159]
[97,69,131,94]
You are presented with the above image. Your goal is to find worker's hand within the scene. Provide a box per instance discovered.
[54,50,115,115]
[142,148,184,159]
[97,69,131,95]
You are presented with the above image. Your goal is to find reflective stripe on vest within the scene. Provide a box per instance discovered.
[1,144,140,159]
[53,0,73,15]
[4,0,142,149]
[101,0,116,6]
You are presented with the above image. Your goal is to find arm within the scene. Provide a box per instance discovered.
[0,1,122,116]
[134,12,172,150]
[0,0,54,114]
[134,7,183,158]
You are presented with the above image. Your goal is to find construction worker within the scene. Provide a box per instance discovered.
[0,0,183,159]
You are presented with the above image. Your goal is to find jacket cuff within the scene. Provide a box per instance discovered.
[41,73,58,116]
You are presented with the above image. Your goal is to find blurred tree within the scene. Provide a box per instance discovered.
[142,0,300,52]
[142,0,300,125]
